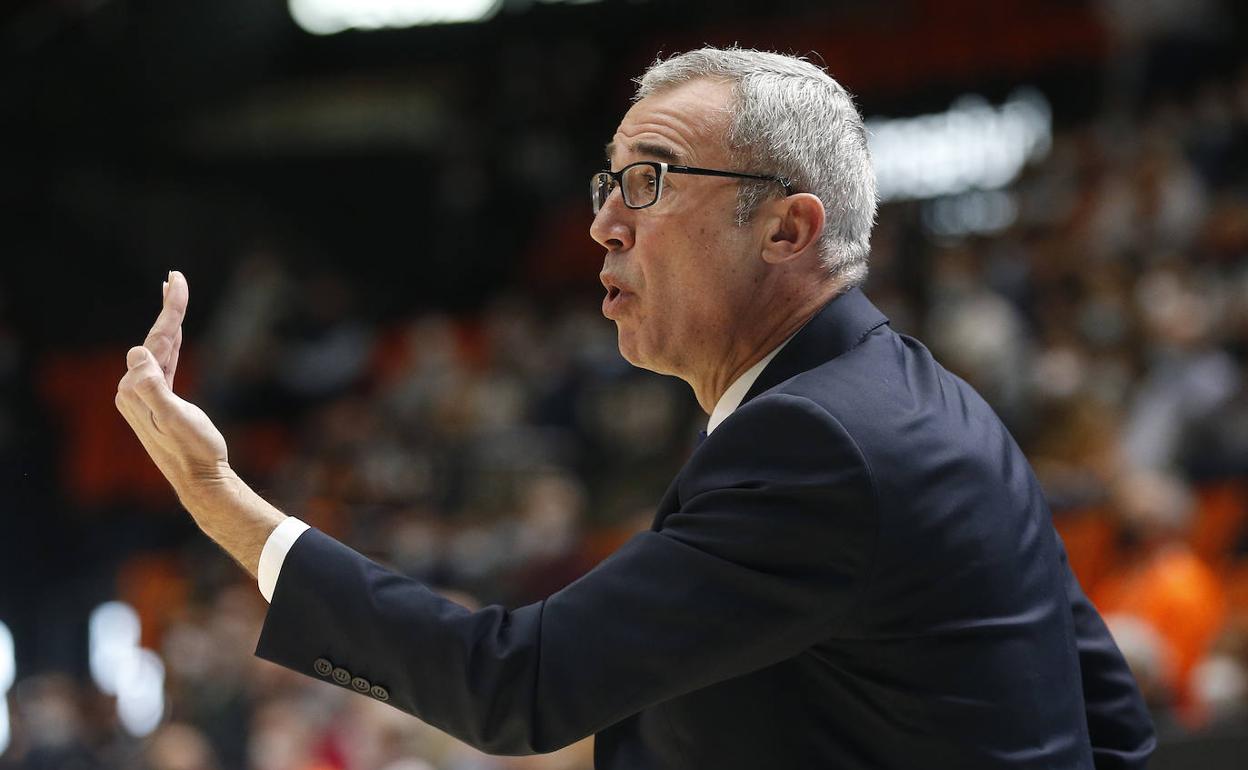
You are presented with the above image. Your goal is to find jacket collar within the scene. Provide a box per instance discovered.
[651,287,890,527]
[739,287,890,406]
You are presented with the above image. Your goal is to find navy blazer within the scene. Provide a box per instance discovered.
[256,288,1155,769]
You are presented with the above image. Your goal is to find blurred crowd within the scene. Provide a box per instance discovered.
[6,43,1248,770]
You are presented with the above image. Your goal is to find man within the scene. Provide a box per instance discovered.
[116,48,1155,768]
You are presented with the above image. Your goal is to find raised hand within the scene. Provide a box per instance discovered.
[115,271,230,505]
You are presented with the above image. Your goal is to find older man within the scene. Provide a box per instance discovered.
[116,48,1154,768]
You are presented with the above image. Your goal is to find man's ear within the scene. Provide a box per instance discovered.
[760,193,825,265]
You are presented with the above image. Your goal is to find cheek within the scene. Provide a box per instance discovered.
[633,209,730,328]
[638,263,688,327]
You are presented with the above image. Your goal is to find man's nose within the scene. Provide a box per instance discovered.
[589,191,634,252]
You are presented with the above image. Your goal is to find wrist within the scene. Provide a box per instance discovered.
[177,466,286,577]
[175,460,243,523]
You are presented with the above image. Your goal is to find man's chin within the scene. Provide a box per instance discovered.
[614,329,642,368]
[615,329,650,370]
[615,331,677,377]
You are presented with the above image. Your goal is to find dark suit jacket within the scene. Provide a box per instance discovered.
[256,288,1155,769]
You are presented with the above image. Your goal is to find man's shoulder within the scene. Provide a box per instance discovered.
[694,331,902,464]
[756,324,914,429]
[679,387,879,513]
[742,324,1004,458]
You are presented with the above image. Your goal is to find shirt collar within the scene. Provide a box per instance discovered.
[706,336,794,435]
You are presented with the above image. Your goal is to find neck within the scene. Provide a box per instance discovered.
[689,280,843,414]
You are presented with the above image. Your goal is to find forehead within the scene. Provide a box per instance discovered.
[607,78,733,166]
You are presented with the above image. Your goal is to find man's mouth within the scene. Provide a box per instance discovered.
[601,281,634,319]
[600,272,636,318]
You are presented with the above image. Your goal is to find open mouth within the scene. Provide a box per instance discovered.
[601,280,632,318]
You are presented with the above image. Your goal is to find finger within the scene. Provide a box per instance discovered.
[143,270,189,369]
[165,324,182,390]
[144,270,186,364]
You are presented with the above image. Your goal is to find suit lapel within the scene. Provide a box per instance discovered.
[648,288,890,532]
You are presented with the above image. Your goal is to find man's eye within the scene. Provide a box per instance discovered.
[643,174,657,188]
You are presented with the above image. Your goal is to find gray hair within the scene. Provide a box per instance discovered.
[634,47,877,286]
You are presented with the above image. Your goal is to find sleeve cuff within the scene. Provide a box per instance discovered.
[258,517,311,603]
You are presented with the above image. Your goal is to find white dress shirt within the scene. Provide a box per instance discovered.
[705,338,791,435]
[256,337,793,603]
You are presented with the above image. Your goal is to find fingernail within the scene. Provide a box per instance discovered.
[162,280,168,297]
[126,347,147,369]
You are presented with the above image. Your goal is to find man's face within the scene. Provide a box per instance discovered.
[591,79,762,378]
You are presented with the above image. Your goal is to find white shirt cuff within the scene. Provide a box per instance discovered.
[258,517,311,603]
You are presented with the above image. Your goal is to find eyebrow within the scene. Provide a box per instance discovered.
[604,140,684,165]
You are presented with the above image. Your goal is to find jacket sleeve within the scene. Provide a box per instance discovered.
[1057,536,1157,769]
[254,393,876,755]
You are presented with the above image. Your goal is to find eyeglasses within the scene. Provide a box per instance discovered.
[591,161,792,214]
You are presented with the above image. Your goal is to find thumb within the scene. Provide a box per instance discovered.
[127,346,151,370]
[125,346,178,413]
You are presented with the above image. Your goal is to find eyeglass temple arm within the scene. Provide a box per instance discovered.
[666,165,791,191]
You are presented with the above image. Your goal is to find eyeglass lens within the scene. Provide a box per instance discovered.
[591,164,660,214]
[592,172,613,214]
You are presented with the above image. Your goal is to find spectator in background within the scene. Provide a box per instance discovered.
[8,674,106,770]
[142,724,219,770]
[1095,471,1227,720]
[1121,266,1240,472]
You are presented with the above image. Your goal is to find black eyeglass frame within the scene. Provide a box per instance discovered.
[591,160,793,214]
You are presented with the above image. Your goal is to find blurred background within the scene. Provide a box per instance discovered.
[1,0,1247,767]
